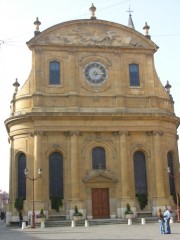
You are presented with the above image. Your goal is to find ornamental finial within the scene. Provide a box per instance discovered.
[13,78,20,94]
[143,22,151,39]
[34,17,41,36]
[165,80,172,93]
[89,3,96,20]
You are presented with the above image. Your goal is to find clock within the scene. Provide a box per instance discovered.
[83,62,108,84]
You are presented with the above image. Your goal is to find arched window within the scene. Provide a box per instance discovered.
[49,152,63,198]
[167,152,176,196]
[92,147,106,169]
[133,151,147,194]
[129,64,140,86]
[49,61,60,85]
[18,153,26,199]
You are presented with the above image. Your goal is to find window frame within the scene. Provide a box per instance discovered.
[92,147,106,170]
[167,152,176,196]
[49,61,60,85]
[129,63,140,87]
[17,153,26,199]
[133,151,148,195]
[49,152,64,198]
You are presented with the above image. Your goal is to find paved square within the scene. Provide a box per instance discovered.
[1,220,180,240]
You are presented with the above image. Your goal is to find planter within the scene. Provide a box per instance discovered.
[125,214,133,219]
[73,216,82,221]
[36,218,45,223]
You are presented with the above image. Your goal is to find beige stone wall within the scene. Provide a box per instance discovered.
[7,119,179,216]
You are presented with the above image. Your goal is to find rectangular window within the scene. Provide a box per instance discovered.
[129,64,140,86]
[49,61,60,85]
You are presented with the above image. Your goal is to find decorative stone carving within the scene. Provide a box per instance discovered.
[29,20,154,49]
[83,169,118,183]
[52,143,60,148]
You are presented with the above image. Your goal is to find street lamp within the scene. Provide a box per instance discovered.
[167,166,180,222]
[24,168,42,228]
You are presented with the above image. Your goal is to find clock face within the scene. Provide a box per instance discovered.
[83,62,108,84]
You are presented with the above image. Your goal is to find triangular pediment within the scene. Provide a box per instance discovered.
[27,19,158,50]
[83,169,118,183]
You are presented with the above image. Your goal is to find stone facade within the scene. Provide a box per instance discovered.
[5,18,180,222]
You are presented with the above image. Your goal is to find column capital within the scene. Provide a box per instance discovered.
[153,131,164,136]
[64,131,80,137]
[146,131,153,136]
[8,136,14,142]
[70,131,80,136]
[113,131,119,137]
[30,131,44,137]
[118,131,129,136]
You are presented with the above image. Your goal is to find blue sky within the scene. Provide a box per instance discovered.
[0,0,180,191]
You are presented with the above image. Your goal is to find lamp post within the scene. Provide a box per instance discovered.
[167,166,180,222]
[24,168,42,228]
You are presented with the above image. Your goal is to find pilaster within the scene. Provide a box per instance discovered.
[70,131,80,200]
[33,131,43,201]
[9,136,14,207]
[119,131,131,199]
[153,131,166,204]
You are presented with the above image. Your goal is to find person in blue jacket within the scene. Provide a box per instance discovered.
[163,205,171,234]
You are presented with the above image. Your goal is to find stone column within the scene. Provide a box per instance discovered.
[153,131,165,198]
[33,131,43,201]
[119,131,130,198]
[70,131,80,200]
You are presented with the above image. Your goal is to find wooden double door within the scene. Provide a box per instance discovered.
[92,188,110,219]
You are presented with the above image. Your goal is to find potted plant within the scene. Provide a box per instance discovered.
[124,203,134,218]
[36,209,46,223]
[73,205,83,221]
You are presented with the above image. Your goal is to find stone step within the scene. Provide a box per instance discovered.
[48,215,66,221]
[45,217,160,227]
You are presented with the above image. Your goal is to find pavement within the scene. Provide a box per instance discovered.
[0,219,180,240]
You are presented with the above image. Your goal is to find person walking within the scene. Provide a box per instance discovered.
[19,212,23,227]
[157,208,165,234]
[164,205,171,234]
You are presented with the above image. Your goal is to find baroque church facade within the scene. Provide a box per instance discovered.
[5,4,180,222]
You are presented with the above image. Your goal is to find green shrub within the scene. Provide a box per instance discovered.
[14,197,24,212]
[136,194,148,210]
[73,205,83,216]
[51,197,63,212]
[124,203,133,214]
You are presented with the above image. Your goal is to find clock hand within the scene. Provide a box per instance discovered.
[96,72,104,75]
[93,71,104,76]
